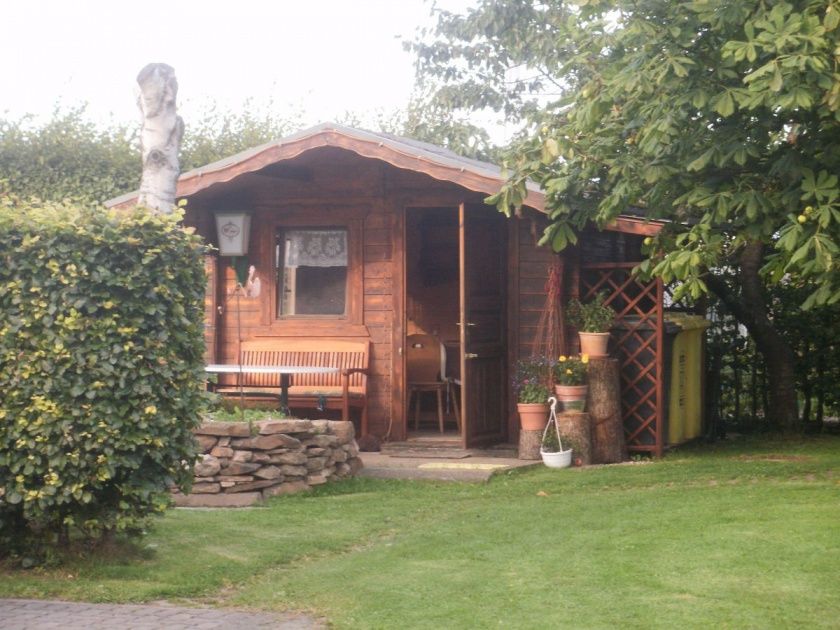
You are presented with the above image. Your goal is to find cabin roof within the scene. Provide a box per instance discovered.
[106,122,662,236]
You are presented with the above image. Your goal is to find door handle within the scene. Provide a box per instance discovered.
[456,322,477,327]
[465,353,479,359]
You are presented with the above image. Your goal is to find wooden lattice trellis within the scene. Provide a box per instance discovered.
[580,263,665,456]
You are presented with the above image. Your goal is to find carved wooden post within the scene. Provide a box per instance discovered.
[137,63,183,214]
[588,357,626,464]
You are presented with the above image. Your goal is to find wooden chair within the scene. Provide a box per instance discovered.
[407,334,455,433]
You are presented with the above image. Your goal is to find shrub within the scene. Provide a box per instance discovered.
[0,198,208,555]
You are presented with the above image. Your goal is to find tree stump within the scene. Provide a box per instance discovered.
[587,357,626,464]
[518,429,543,460]
[557,411,592,465]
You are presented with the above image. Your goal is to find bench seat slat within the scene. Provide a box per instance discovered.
[217,339,369,432]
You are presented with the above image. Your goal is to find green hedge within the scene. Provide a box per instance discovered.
[0,198,208,552]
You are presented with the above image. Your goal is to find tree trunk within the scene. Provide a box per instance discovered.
[706,242,799,430]
[587,357,626,463]
[557,411,592,465]
[733,359,741,425]
[137,63,183,214]
[518,429,543,460]
[816,352,825,427]
[705,347,723,439]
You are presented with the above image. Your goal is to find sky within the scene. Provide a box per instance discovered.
[1,0,487,134]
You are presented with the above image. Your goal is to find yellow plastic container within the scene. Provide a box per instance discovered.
[664,314,710,445]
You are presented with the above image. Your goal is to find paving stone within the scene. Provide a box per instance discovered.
[172,491,262,507]
[232,434,302,450]
[258,419,314,435]
[0,598,322,629]
[195,434,218,452]
[194,421,251,437]
[210,446,234,458]
[329,421,355,443]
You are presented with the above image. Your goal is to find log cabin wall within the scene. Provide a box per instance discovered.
[185,148,491,440]
[514,212,558,360]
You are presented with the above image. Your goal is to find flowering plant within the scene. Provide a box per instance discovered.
[553,354,589,386]
[513,356,553,403]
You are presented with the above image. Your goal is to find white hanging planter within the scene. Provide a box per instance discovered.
[540,397,573,469]
[540,448,572,468]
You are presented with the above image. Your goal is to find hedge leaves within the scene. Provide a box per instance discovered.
[0,198,208,552]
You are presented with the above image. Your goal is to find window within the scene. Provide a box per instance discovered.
[276,228,348,316]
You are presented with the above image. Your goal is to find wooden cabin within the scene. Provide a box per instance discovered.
[109,124,671,454]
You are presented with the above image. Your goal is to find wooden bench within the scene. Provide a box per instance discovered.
[215,338,370,435]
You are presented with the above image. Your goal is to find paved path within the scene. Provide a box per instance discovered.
[359,452,539,481]
[0,599,322,630]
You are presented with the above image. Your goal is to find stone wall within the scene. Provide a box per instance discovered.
[174,419,363,507]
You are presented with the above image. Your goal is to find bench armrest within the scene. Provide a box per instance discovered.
[339,368,369,422]
[340,367,369,376]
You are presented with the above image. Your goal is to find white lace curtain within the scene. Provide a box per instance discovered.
[284,230,347,268]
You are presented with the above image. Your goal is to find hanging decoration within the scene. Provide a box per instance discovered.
[532,258,567,359]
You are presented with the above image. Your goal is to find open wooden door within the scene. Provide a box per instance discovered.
[459,203,507,447]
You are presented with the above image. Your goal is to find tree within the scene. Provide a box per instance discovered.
[413,0,840,430]
[1,98,488,206]
[375,96,500,161]
[179,99,302,171]
[0,105,303,205]
[0,107,138,205]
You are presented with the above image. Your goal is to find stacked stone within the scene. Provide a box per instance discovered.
[174,419,363,507]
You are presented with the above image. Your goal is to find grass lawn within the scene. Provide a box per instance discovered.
[2,435,839,628]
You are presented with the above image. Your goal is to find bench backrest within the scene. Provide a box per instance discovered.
[238,338,369,389]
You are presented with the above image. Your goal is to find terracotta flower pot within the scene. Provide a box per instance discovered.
[554,384,589,412]
[579,332,610,357]
[517,403,549,431]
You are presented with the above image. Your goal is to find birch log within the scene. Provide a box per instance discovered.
[137,63,183,214]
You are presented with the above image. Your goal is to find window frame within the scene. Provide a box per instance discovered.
[276,227,350,319]
[264,208,365,335]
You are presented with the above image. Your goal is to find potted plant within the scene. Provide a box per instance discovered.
[553,354,589,411]
[567,291,616,357]
[540,403,573,468]
[513,357,552,431]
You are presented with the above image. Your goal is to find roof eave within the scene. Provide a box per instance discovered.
[106,123,546,212]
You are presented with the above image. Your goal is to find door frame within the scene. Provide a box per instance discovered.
[397,204,463,442]
[396,203,509,445]
[458,202,509,448]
